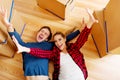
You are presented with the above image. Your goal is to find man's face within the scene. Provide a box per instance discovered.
[36,28,50,42]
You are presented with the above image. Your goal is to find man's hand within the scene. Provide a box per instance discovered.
[0,7,10,26]
[0,7,14,32]
[12,36,30,53]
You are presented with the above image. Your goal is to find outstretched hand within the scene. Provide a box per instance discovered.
[12,36,30,53]
[86,8,98,28]
[0,7,7,20]
[0,7,12,27]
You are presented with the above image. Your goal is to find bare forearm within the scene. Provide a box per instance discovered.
[1,19,14,32]
[0,7,14,32]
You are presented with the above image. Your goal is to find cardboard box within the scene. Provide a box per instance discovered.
[92,0,120,57]
[91,10,107,57]
[0,0,25,57]
[37,0,75,19]
[104,0,120,51]
[0,0,15,57]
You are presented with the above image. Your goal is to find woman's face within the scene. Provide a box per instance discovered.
[36,28,50,42]
[54,34,66,51]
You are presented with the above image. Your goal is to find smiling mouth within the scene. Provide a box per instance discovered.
[39,35,43,40]
[58,44,63,49]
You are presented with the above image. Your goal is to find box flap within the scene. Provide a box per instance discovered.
[57,0,70,5]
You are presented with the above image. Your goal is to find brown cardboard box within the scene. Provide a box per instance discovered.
[74,0,120,57]
[0,0,15,57]
[37,0,75,19]
[91,10,107,57]
[92,0,120,57]
[104,0,120,51]
[0,1,25,58]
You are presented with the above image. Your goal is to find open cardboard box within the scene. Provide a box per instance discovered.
[91,0,120,57]
[36,0,75,19]
[0,0,15,57]
[104,0,120,52]
[0,0,25,57]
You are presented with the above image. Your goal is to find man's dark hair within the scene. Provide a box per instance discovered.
[38,26,52,41]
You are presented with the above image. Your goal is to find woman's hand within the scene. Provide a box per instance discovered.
[86,8,98,28]
[12,36,30,53]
